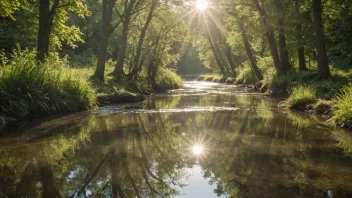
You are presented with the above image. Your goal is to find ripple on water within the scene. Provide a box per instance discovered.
[95,106,240,115]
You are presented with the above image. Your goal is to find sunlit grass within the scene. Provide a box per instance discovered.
[0,48,97,119]
[334,83,352,125]
[286,85,317,110]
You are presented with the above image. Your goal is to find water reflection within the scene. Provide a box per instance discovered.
[0,81,352,197]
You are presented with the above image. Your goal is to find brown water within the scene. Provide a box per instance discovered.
[0,81,352,198]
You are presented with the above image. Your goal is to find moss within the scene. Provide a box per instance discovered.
[286,85,317,110]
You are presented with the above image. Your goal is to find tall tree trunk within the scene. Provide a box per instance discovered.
[239,22,263,81]
[296,23,308,71]
[207,34,226,75]
[312,0,331,79]
[225,44,237,77]
[112,20,129,76]
[274,0,291,71]
[112,0,135,76]
[128,0,158,80]
[252,0,285,75]
[37,0,60,62]
[295,1,308,71]
[93,0,116,81]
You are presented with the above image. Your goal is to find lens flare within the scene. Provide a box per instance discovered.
[196,0,208,10]
[192,145,204,155]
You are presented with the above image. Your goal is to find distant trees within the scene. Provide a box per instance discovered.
[1,0,351,81]
[196,0,348,80]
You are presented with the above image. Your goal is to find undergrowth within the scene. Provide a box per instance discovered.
[0,48,96,119]
[286,85,317,110]
[153,68,183,90]
[334,83,352,126]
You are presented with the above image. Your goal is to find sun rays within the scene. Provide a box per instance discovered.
[196,0,209,11]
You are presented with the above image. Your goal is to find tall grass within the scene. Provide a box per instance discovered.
[235,65,257,85]
[0,48,96,119]
[286,85,317,110]
[153,68,183,90]
[334,83,352,124]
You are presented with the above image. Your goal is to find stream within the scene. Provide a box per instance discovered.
[0,81,352,197]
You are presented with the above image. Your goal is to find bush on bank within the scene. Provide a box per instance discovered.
[197,74,236,84]
[0,49,97,119]
[334,83,352,127]
[286,85,317,110]
[153,68,183,91]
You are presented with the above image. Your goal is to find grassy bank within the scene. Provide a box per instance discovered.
[197,61,352,129]
[197,74,236,84]
[0,49,96,120]
[0,49,183,122]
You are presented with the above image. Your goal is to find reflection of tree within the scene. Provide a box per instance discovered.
[190,100,352,197]
[0,114,95,198]
[1,92,352,197]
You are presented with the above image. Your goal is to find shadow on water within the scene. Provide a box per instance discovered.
[0,81,352,197]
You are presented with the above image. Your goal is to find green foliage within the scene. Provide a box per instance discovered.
[334,83,352,124]
[0,48,96,119]
[235,65,257,85]
[286,85,317,110]
[153,68,183,90]
[332,129,352,157]
[0,0,22,19]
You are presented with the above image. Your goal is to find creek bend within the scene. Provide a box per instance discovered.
[0,81,351,198]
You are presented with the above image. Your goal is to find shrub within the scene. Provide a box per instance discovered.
[286,85,317,110]
[334,83,352,125]
[0,48,96,119]
[197,75,206,81]
[225,77,236,84]
[153,68,183,90]
[235,65,257,85]
[203,75,215,81]
[212,74,226,82]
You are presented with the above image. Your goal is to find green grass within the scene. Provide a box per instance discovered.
[286,85,317,110]
[153,68,183,90]
[334,83,352,125]
[0,49,97,119]
[235,66,257,85]
[197,74,235,84]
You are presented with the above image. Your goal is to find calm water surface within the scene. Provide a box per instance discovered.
[1,81,352,198]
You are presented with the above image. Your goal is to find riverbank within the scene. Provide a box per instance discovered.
[0,50,183,129]
[197,73,352,130]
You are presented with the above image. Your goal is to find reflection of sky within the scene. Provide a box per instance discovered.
[175,165,226,198]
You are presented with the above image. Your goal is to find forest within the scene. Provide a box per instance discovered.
[0,0,352,128]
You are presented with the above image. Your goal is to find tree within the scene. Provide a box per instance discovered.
[127,0,159,80]
[93,0,116,81]
[252,0,285,75]
[295,0,308,71]
[37,0,89,62]
[274,0,291,71]
[238,22,263,81]
[111,0,143,76]
[312,0,331,79]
